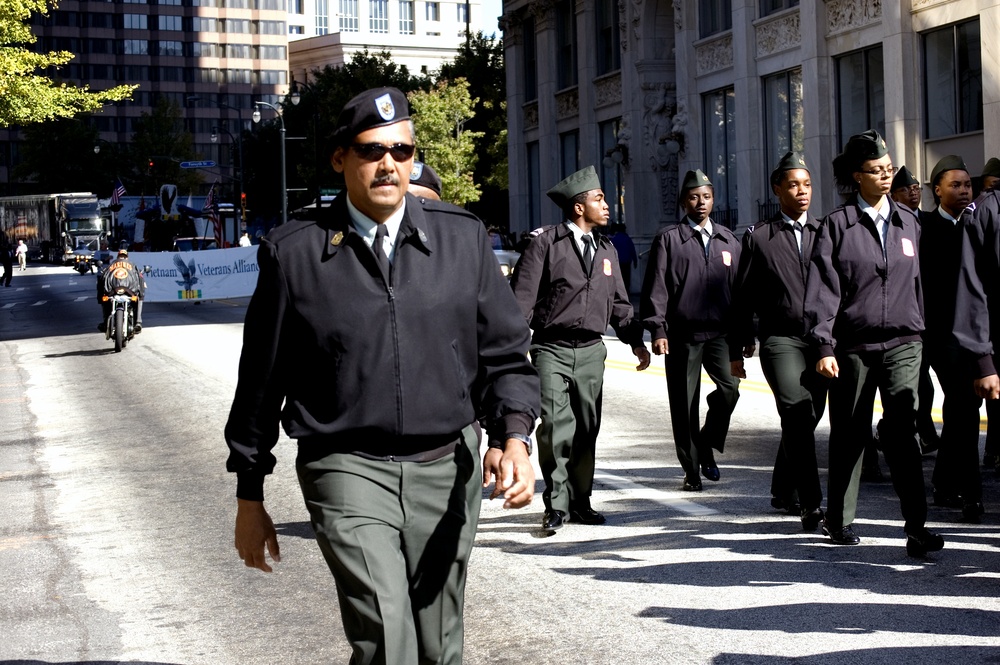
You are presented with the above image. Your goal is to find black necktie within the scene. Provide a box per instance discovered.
[792,221,803,257]
[582,235,594,275]
[373,224,389,271]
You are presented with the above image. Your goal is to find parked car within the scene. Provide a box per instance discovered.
[489,230,520,281]
[172,236,218,252]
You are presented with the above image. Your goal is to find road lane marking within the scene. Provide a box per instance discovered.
[41,284,50,289]
[2,304,14,309]
[74,297,88,302]
[593,469,718,516]
[30,301,47,306]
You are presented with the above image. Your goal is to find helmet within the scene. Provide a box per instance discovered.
[117,248,129,258]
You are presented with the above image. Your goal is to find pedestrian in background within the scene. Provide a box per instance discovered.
[225,87,540,665]
[731,152,828,529]
[1,241,13,287]
[15,240,27,270]
[805,129,943,557]
[609,223,638,293]
[640,169,744,492]
[511,166,650,532]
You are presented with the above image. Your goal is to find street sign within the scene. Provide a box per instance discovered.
[180,160,216,169]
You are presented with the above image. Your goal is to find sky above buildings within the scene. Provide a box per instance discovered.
[480,0,503,36]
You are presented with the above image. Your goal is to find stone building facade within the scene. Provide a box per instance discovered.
[499,0,1000,283]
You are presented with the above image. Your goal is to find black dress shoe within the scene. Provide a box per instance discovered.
[932,488,963,509]
[682,475,702,492]
[906,528,944,557]
[569,507,606,525]
[801,508,825,532]
[771,496,802,515]
[701,464,721,482]
[542,510,565,531]
[961,501,985,524]
[822,522,861,545]
[134,322,142,334]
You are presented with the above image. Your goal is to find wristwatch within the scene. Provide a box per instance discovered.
[504,432,533,456]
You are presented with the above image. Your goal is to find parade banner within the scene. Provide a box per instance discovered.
[131,246,259,302]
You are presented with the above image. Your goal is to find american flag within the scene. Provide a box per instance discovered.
[110,178,127,206]
[203,181,222,247]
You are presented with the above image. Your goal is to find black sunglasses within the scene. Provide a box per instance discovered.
[350,142,416,162]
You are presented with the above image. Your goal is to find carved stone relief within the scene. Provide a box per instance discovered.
[695,34,734,76]
[825,0,881,35]
[632,0,643,50]
[528,0,557,20]
[619,0,628,51]
[523,101,539,130]
[594,73,622,109]
[673,0,682,31]
[616,115,632,172]
[756,11,801,58]
[497,11,524,46]
[642,83,681,216]
[555,88,579,119]
[911,0,949,9]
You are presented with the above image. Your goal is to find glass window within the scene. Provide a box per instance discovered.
[291,0,304,12]
[123,14,148,30]
[760,0,797,17]
[158,15,183,31]
[924,20,982,138]
[527,142,541,228]
[763,68,803,179]
[836,45,884,145]
[158,40,183,56]
[399,1,414,34]
[123,39,149,55]
[289,24,304,34]
[226,44,252,58]
[699,0,731,39]
[599,119,624,224]
[426,2,439,21]
[457,2,468,24]
[560,131,578,179]
[703,87,737,214]
[370,1,389,33]
[555,0,577,89]
[523,16,537,102]
[338,0,358,32]
[596,0,620,75]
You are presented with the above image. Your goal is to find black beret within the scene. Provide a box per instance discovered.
[331,87,410,148]
[842,129,889,165]
[680,169,712,196]
[930,154,968,187]
[891,165,919,190]
[547,166,602,208]
[770,151,809,184]
[409,161,442,197]
[982,157,1000,179]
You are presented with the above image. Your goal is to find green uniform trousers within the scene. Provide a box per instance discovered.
[826,342,928,533]
[760,335,829,511]
[664,336,740,478]
[531,341,606,513]
[296,425,481,665]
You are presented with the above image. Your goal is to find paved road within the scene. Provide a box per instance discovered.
[1,265,999,664]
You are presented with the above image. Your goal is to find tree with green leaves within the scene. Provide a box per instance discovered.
[408,78,484,207]
[0,1,135,127]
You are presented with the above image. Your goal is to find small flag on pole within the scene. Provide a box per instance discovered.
[110,178,127,206]
[203,181,222,247]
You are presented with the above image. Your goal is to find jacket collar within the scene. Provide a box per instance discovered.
[322,193,433,259]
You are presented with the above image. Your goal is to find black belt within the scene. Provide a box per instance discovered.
[299,430,465,463]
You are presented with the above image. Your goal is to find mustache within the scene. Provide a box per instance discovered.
[370,175,399,188]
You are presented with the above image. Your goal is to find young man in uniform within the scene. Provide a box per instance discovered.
[975,157,1000,471]
[225,87,540,664]
[732,152,827,528]
[919,155,983,522]
[641,169,744,492]
[510,166,650,531]
[890,166,922,213]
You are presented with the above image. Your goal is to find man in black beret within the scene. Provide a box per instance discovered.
[920,154,984,521]
[511,166,649,531]
[407,160,442,201]
[225,86,540,663]
[732,151,828,528]
[891,166,922,213]
[641,169,743,491]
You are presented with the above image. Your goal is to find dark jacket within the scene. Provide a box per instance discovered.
[639,220,741,351]
[510,223,644,348]
[225,193,540,500]
[954,190,1000,376]
[805,195,923,357]
[918,207,969,346]
[732,213,820,344]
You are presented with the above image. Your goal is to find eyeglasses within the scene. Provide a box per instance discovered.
[350,143,416,162]
[860,166,896,179]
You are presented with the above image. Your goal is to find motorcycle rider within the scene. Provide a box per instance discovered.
[97,248,145,334]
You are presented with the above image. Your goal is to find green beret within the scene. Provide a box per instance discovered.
[930,154,968,187]
[331,87,410,148]
[982,157,1000,179]
[843,129,889,165]
[409,161,442,196]
[680,169,713,196]
[770,151,809,184]
[891,165,919,190]
[546,166,602,208]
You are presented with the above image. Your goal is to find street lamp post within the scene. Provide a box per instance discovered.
[187,96,245,241]
[253,101,287,226]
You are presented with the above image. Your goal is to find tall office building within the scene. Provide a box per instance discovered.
[0,0,291,195]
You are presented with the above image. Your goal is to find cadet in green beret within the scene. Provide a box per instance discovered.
[640,168,743,492]
[731,151,828,529]
[511,165,650,531]
[806,129,944,556]
[982,158,1000,193]
[890,166,922,213]
[919,155,983,521]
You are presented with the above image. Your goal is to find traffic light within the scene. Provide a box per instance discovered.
[240,192,247,220]
[148,158,155,172]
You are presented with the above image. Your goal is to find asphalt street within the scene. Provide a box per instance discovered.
[1,264,998,664]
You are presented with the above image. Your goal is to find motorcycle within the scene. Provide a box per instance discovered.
[102,288,138,352]
[73,250,95,274]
